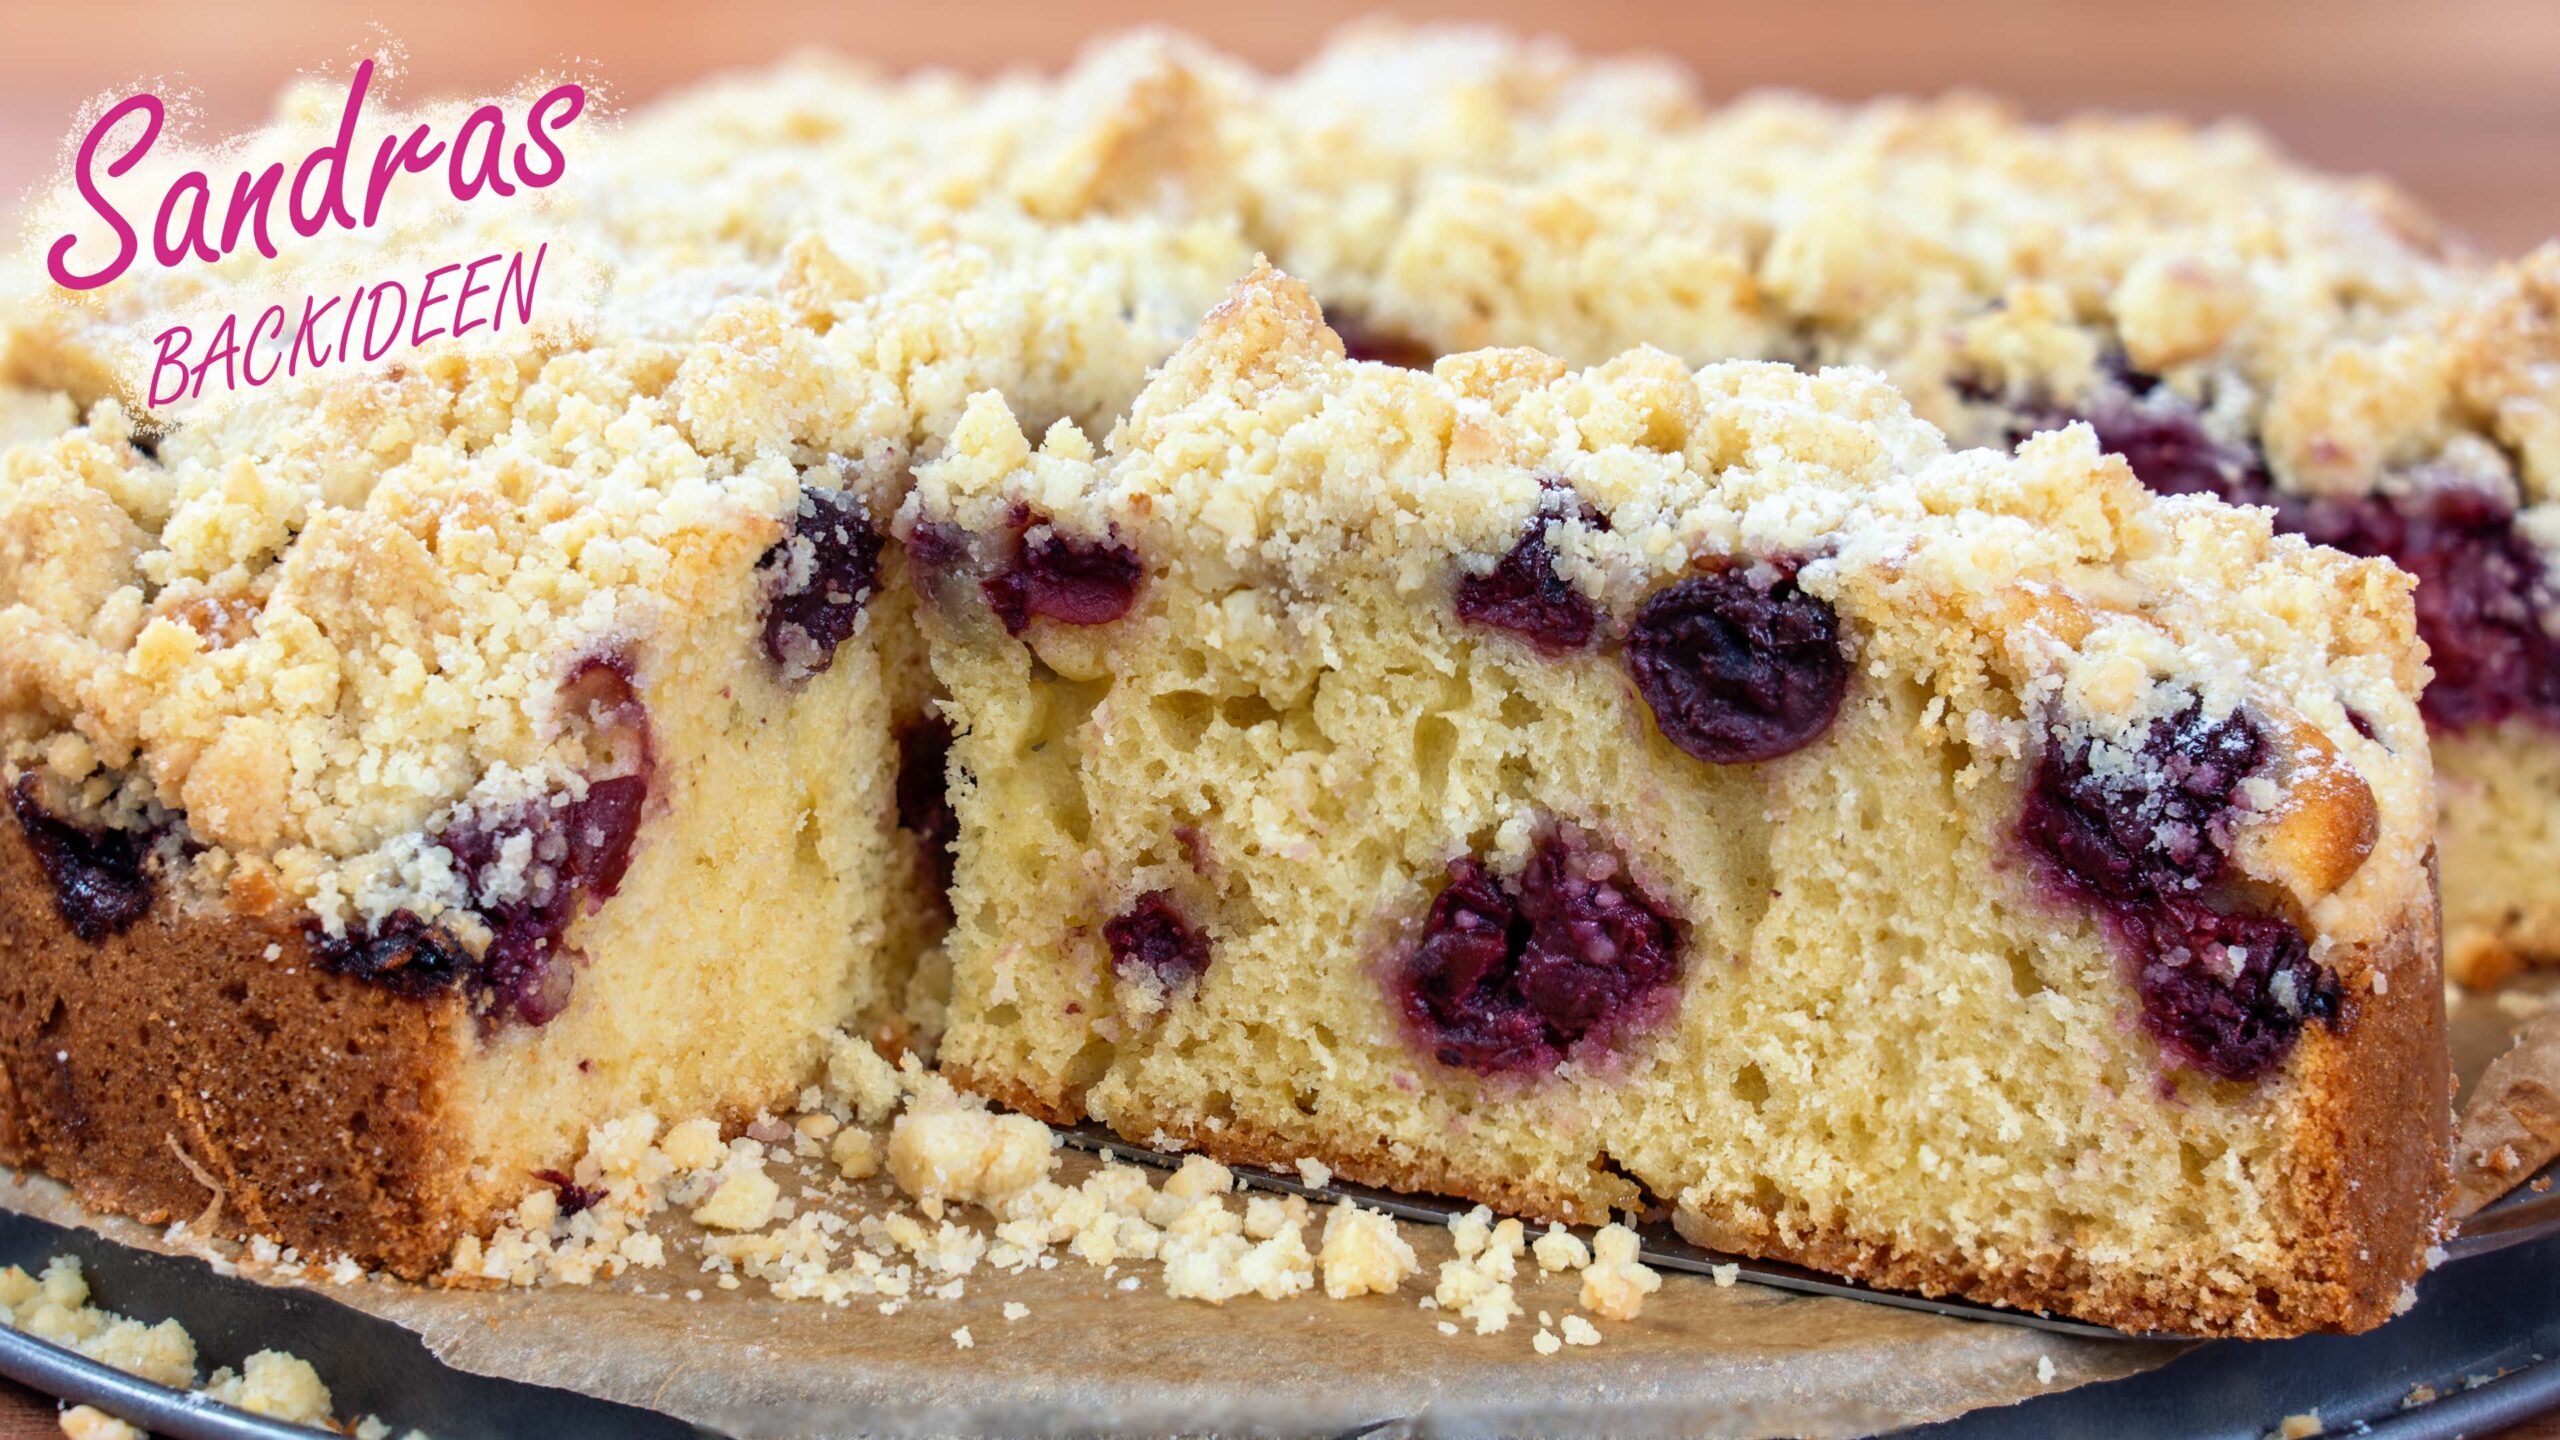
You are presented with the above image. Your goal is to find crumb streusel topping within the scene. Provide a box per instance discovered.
[0,22,2507,941]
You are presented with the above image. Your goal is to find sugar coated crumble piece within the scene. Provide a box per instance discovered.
[885,1077,1058,1217]
[831,1128,882,1181]
[1318,1201,1420,1299]
[1433,1209,1527,1334]
[690,1147,783,1232]
[1531,1223,1589,1273]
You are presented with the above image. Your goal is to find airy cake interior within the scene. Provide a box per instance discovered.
[0,26,2488,1330]
[908,271,2444,1336]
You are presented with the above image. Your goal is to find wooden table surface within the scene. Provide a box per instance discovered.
[0,0,2554,1434]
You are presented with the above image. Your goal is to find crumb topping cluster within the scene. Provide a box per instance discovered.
[0,20,2486,943]
[911,266,2432,958]
[434,1033,1661,1345]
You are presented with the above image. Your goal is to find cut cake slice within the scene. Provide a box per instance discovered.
[909,268,2448,1337]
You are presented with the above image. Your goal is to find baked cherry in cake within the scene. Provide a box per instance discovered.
[1454,487,1604,652]
[2020,703,2338,1080]
[1105,891,1212,990]
[304,911,470,998]
[8,777,156,943]
[1400,829,1681,1075]
[1625,568,1848,765]
[983,512,1144,634]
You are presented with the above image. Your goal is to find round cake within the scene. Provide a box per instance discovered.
[0,26,2475,1335]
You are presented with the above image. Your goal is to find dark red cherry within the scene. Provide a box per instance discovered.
[1105,891,1211,990]
[1397,830,1681,1076]
[759,487,884,679]
[1456,487,1605,652]
[2019,701,2337,1081]
[983,514,1143,635]
[1625,568,1848,764]
[8,776,155,942]
[304,911,468,998]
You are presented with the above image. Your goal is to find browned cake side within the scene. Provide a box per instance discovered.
[0,823,477,1278]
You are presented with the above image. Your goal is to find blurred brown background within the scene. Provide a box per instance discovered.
[2,0,2557,254]
[0,0,2556,1435]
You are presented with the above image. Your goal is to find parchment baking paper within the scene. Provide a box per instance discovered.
[1,1156,2175,1438]
[8,983,2550,1440]
[2451,976,2560,1217]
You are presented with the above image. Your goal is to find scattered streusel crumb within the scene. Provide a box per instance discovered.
[56,1407,141,1440]
[203,1349,334,1426]
[888,1077,1057,1217]
[1533,1328,1562,1355]
[4,1256,419,1437]
[826,1034,909,1125]
[1318,1201,1419,1298]
[1434,1206,1526,1334]
[951,1326,974,1350]
[1532,1223,1589,1273]
[2037,1354,2057,1384]
[831,1128,881,1181]
[1580,1224,1662,1321]
[1561,1315,1602,1347]
[691,1148,783,1232]
[1002,1301,1029,1321]
[2273,1412,2323,1439]
[1293,1158,1333,1188]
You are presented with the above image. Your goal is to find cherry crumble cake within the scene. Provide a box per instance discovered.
[0,25,2486,1334]
[912,267,2442,1337]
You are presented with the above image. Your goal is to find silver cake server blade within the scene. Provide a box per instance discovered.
[2445,1167,2560,1263]
[1052,1123,2157,1341]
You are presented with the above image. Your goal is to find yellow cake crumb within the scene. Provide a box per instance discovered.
[56,1407,142,1440]
[660,1117,727,1173]
[1532,1224,1590,1273]
[831,1128,883,1181]
[887,1080,1058,1216]
[826,1034,910,1125]
[1318,1201,1421,1299]
[1433,1206,1527,1334]
[1580,1224,1662,1322]
[691,1149,783,1232]
[204,1350,333,1426]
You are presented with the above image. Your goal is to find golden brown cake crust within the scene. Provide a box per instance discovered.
[0,822,475,1279]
